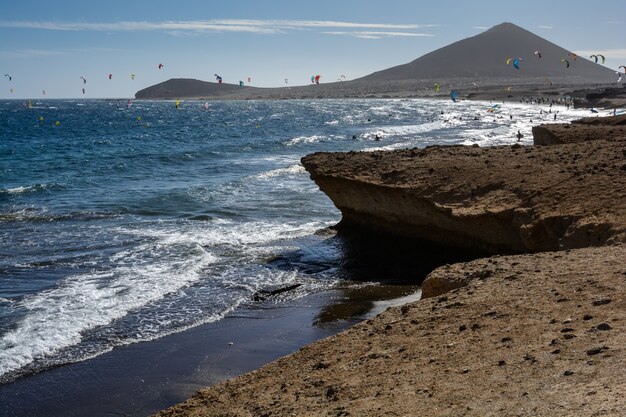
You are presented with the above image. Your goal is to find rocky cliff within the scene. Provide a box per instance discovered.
[301,131,626,255]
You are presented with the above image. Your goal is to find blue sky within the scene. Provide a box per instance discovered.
[1,0,624,98]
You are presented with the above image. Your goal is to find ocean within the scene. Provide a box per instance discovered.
[0,98,591,389]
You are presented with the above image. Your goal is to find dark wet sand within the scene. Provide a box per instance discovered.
[0,284,419,417]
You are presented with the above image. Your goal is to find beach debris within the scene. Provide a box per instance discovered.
[434,83,441,92]
[214,74,222,83]
[534,50,542,58]
[4,73,11,81]
[450,90,459,102]
[158,63,164,69]
[561,59,570,68]
[108,73,112,80]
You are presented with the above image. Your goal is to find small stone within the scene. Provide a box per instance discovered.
[563,370,574,376]
[596,323,612,331]
[552,349,561,354]
[501,337,513,343]
[459,324,467,332]
[548,319,557,324]
[563,334,576,340]
[561,328,575,333]
[587,346,608,356]
[583,314,593,321]
[471,323,480,330]
[461,367,470,374]
[550,339,559,346]
[498,360,506,366]
[592,298,612,306]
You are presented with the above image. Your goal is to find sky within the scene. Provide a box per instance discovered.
[1,0,625,98]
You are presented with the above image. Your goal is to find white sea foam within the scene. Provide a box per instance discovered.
[0,229,217,379]
[253,163,306,180]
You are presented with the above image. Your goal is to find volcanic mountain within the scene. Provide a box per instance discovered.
[360,22,617,84]
[135,78,250,99]
[135,23,620,99]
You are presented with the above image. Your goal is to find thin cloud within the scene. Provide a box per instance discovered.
[0,47,121,59]
[575,48,626,59]
[0,19,438,36]
[538,25,553,29]
[473,26,489,30]
[323,31,434,39]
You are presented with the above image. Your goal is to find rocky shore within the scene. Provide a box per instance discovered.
[155,115,626,416]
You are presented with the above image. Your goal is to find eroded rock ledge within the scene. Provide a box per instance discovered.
[532,114,626,145]
[301,134,626,255]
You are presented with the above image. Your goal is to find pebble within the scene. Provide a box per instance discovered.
[596,323,612,331]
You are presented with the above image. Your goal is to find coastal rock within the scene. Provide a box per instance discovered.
[301,139,626,254]
[532,114,626,145]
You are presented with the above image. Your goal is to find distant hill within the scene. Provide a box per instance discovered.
[135,23,620,99]
[360,22,617,84]
[135,78,252,99]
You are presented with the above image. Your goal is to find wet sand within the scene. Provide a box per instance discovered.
[0,283,419,417]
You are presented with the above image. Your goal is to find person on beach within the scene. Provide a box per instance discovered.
[516,130,523,141]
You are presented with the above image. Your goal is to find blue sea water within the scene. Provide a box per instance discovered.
[0,98,592,384]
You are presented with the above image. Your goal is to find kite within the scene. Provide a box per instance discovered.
[311,75,315,83]
[561,59,570,68]
[42,90,46,95]
[450,90,459,102]
[506,58,513,65]
[314,75,321,84]
[513,58,522,70]
[597,54,605,64]
[215,74,223,83]
[4,74,11,81]
[239,81,244,87]
[340,74,346,81]
[619,65,626,73]
[247,77,251,83]
[108,74,112,80]
[534,51,542,58]
[568,52,577,61]
[131,74,135,80]
[434,83,440,92]
[80,76,87,84]
[158,63,164,69]
[285,78,288,84]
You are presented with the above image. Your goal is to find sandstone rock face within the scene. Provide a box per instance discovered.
[533,114,626,145]
[302,139,626,255]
